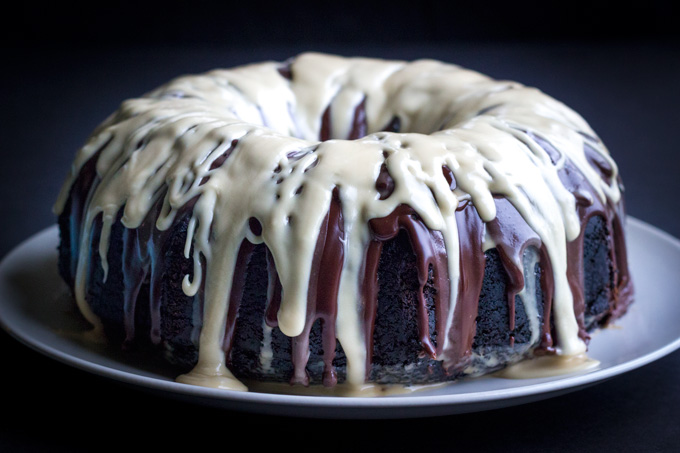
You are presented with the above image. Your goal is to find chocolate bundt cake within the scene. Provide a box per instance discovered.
[54,52,634,394]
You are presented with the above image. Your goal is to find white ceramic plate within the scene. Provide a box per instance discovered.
[1,217,679,419]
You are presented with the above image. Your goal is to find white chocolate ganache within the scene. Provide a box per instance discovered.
[54,52,633,394]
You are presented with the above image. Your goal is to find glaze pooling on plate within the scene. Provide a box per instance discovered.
[53,52,633,392]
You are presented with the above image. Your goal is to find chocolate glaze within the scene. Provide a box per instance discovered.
[445,201,486,372]
[368,204,450,362]
[120,194,198,349]
[57,146,104,288]
[285,187,345,386]
[348,97,368,140]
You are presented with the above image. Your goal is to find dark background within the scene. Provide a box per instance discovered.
[5,1,680,49]
[1,1,679,451]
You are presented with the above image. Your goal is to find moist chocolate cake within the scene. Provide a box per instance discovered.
[54,52,634,394]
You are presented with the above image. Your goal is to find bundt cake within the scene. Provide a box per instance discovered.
[54,52,634,395]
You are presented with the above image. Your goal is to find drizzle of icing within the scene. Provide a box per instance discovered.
[54,52,631,393]
[494,353,600,379]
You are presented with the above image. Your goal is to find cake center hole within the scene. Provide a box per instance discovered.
[317,97,403,142]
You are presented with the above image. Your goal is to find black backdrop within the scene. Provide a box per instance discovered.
[2,2,680,452]
[6,1,679,50]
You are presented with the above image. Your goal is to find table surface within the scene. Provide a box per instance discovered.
[1,41,679,451]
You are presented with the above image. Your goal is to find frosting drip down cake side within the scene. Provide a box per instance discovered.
[54,52,634,394]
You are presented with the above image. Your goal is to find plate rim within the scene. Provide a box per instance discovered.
[1,216,679,416]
